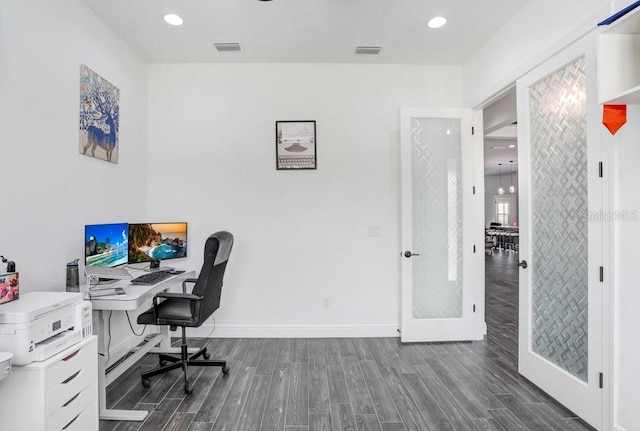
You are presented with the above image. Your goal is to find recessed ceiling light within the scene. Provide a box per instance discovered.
[163,14,184,26]
[427,16,447,29]
[508,144,516,148]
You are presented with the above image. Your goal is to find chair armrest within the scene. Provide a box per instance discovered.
[182,278,198,293]
[153,292,204,321]
[152,292,204,323]
[156,292,203,301]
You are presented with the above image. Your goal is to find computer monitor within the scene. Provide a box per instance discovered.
[128,222,188,264]
[85,222,129,267]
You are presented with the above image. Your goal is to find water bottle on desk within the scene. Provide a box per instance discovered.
[66,259,79,292]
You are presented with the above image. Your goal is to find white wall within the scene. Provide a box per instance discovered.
[0,0,149,363]
[483,88,517,134]
[0,0,149,289]
[463,0,612,107]
[147,63,463,337]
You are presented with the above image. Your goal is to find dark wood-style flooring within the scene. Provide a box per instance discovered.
[100,250,594,431]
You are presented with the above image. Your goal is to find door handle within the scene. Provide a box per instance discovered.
[404,251,420,258]
[518,260,528,269]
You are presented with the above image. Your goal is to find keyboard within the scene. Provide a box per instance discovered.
[130,271,173,286]
[85,266,131,280]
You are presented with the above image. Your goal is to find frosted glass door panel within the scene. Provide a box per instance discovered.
[411,118,462,319]
[529,56,588,382]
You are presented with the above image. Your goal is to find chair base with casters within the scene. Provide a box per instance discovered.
[140,326,229,394]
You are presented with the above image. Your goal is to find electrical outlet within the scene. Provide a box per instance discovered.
[322,297,331,309]
[368,225,381,237]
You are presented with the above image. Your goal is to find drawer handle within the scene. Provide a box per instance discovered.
[62,413,80,430]
[62,350,80,361]
[62,370,81,384]
[63,392,80,407]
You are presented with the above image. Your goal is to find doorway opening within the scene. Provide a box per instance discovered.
[482,87,520,364]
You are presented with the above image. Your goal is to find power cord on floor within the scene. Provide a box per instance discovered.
[205,315,217,339]
[105,310,112,367]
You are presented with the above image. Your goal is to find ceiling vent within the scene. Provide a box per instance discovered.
[214,42,242,52]
[355,46,382,55]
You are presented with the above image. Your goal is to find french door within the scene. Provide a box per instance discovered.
[516,33,603,429]
[399,108,483,343]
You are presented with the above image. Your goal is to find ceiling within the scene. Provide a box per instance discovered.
[483,88,518,177]
[82,0,530,65]
[484,131,518,177]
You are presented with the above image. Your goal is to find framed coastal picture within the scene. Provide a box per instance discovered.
[276,121,317,170]
[79,65,120,164]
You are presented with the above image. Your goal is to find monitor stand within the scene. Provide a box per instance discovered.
[149,266,174,272]
[148,259,173,272]
[97,278,119,285]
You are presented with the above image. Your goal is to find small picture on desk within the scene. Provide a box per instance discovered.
[0,272,19,304]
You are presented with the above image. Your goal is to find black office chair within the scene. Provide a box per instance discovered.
[137,231,233,394]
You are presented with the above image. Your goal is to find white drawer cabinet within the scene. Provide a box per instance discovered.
[0,336,98,431]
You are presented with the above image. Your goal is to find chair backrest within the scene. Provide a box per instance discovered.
[191,231,233,323]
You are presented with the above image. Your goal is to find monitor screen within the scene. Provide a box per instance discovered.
[128,222,188,264]
[85,222,129,267]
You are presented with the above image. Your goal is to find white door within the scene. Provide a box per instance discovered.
[517,33,603,429]
[400,108,484,343]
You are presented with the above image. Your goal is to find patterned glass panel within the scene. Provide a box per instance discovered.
[529,56,588,382]
[411,118,463,319]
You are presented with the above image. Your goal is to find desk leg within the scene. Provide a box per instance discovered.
[95,310,149,422]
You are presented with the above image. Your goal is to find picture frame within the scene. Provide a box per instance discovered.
[79,65,120,164]
[276,120,317,170]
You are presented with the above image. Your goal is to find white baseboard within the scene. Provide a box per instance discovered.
[185,324,400,338]
[615,425,628,431]
[475,321,487,340]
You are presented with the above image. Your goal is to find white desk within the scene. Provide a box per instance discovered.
[88,269,196,422]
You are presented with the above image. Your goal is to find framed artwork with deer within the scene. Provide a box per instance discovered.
[79,65,120,164]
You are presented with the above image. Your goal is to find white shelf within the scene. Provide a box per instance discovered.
[598,6,640,104]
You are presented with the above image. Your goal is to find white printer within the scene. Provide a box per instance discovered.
[0,291,93,366]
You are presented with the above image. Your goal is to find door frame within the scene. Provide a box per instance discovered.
[474,18,614,427]
[515,31,606,429]
[399,107,486,342]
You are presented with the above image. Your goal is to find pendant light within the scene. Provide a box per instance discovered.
[509,160,515,193]
[498,163,504,195]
